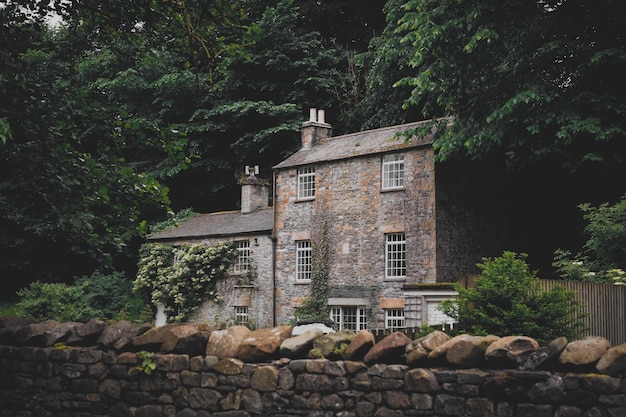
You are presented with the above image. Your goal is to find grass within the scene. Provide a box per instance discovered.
[0,300,23,318]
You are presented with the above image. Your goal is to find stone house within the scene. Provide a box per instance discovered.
[147,168,275,329]
[272,109,505,330]
[148,109,505,330]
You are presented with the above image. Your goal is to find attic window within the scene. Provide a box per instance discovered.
[297,166,316,200]
[382,153,405,190]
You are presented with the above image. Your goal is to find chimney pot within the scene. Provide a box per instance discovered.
[318,109,325,124]
[309,108,317,122]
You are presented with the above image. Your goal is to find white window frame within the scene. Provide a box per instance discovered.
[385,232,406,279]
[233,240,251,274]
[297,166,316,200]
[385,308,406,330]
[234,306,249,325]
[382,153,405,190]
[296,240,312,282]
[331,306,368,331]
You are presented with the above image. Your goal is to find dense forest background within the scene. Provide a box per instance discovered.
[1,0,625,299]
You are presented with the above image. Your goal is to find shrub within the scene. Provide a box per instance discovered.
[440,251,586,345]
[17,281,100,322]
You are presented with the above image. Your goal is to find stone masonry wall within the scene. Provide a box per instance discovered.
[273,146,437,328]
[1,345,625,417]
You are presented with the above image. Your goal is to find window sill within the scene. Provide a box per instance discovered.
[295,197,315,203]
[295,280,311,285]
[384,277,407,282]
[381,187,405,193]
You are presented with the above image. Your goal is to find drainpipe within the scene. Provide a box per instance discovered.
[272,168,278,327]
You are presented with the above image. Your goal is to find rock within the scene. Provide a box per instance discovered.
[519,337,568,371]
[14,320,62,346]
[559,337,611,370]
[310,330,355,360]
[97,321,151,350]
[171,324,214,356]
[237,326,292,362]
[596,342,626,375]
[363,331,412,364]
[132,323,209,353]
[485,335,539,367]
[291,322,335,336]
[527,375,565,403]
[44,322,81,346]
[212,357,244,375]
[66,318,106,345]
[250,365,279,391]
[280,329,324,359]
[429,334,499,367]
[0,316,37,330]
[342,330,376,361]
[206,326,251,359]
[406,331,450,367]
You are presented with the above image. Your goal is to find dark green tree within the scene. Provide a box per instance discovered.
[397,0,626,171]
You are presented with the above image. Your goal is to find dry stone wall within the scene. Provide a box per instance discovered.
[1,317,625,417]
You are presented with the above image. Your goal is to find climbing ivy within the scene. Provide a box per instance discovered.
[134,242,238,322]
[296,215,331,321]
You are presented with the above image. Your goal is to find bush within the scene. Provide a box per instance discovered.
[17,271,151,323]
[17,281,100,322]
[441,251,586,345]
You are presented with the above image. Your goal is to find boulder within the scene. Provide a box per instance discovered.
[291,322,335,336]
[310,330,355,360]
[559,336,612,370]
[485,335,539,367]
[429,334,499,367]
[406,331,450,367]
[14,320,61,346]
[518,337,568,371]
[66,318,106,345]
[132,323,209,353]
[206,325,251,359]
[342,330,376,361]
[280,329,324,359]
[0,316,37,330]
[363,331,412,364]
[97,320,151,350]
[596,342,626,375]
[237,326,292,362]
[44,322,81,346]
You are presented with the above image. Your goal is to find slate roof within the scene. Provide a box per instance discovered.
[148,207,273,241]
[273,119,436,170]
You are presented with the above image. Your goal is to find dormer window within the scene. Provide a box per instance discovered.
[382,153,404,190]
[297,166,316,200]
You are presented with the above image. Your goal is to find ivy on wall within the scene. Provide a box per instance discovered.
[296,214,331,321]
[134,242,238,322]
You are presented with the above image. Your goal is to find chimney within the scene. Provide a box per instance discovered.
[301,108,332,148]
[241,165,270,214]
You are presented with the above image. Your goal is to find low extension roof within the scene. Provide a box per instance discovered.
[273,119,438,170]
[148,207,273,241]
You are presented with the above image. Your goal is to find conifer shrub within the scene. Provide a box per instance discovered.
[440,251,586,345]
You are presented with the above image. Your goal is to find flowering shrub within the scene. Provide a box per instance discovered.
[134,242,237,322]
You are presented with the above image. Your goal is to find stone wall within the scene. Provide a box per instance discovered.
[1,344,625,417]
[2,317,626,417]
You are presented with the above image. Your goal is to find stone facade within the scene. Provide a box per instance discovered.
[272,112,506,329]
[148,169,274,330]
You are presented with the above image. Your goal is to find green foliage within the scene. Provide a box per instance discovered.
[128,350,157,376]
[149,208,199,235]
[441,251,585,345]
[397,0,626,171]
[134,242,238,322]
[17,281,100,323]
[553,193,626,284]
[15,271,150,323]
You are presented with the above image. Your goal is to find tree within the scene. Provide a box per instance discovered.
[397,0,626,171]
[442,251,585,345]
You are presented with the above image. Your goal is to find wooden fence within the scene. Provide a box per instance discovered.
[540,279,626,345]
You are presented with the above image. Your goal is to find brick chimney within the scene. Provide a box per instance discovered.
[301,108,332,148]
[241,166,270,213]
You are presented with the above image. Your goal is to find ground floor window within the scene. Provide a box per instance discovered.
[234,306,249,325]
[330,306,367,331]
[385,308,405,330]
